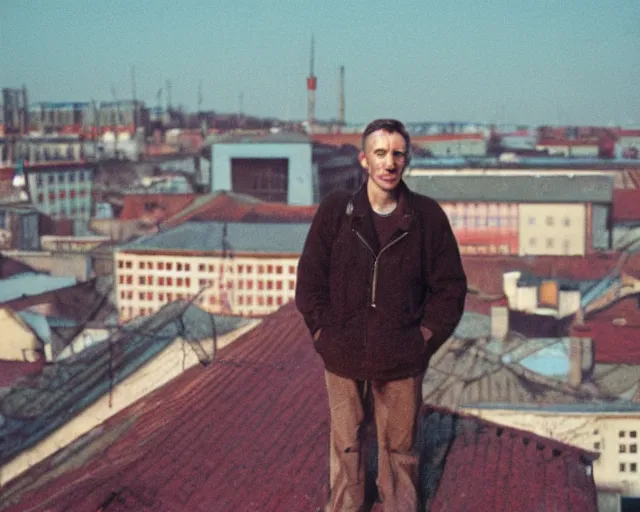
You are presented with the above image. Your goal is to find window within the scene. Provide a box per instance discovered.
[199,264,206,272]
[620,463,626,472]
[630,444,637,454]
[267,265,273,273]
[49,191,55,201]
[267,297,273,306]
[546,216,554,226]
[167,263,173,270]
[276,266,283,274]
[126,276,133,285]
[59,190,66,199]
[593,442,600,451]
[127,291,132,299]
[620,444,626,453]
[546,238,554,249]
[258,265,264,274]
[139,292,145,300]
[158,277,165,286]
[620,431,626,438]
[147,292,153,300]
[529,237,536,247]
[238,265,244,273]
[69,173,75,183]
[177,263,183,271]
[158,262,165,270]
[177,278,183,287]
[563,217,570,227]
[139,262,145,269]
[185,263,190,271]
[631,463,638,473]
[139,276,146,285]
[57,173,65,184]
[289,265,296,274]
[119,275,124,284]
[289,280,295,290]
[528,217,535,225]
[79,171,85,182]
[37,193,44,203]
[167,277,173,286]
[247,265,253,273]
[276,281,283,290]
[48,174,55,184]
[267,281,273,290]
[631,431,637,438]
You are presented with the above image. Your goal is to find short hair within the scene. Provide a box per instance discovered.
[361,119,411,156]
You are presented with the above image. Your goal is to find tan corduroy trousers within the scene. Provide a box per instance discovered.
[324,370,423,512]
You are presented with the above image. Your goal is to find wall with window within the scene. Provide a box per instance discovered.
[518,203,587,256]
[114,251,299,323]
[210,142,313,205]
[26,166,94,235]
[440,201,519,255]
[465,408,640,498]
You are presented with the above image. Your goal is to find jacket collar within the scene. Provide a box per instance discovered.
[349,180,415,253]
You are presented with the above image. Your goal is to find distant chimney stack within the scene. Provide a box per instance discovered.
[491,306,509,340]
[338,65,345,129]
[306,35,317,134]
[568,337,584,387]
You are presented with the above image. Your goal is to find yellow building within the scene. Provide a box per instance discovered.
[114,221,309,323]
[0,307,40,362]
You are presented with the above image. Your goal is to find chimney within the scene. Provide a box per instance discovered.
[306,35,317,134]
[491,306,509,340]
[338,65,345,129]
[503,271,521,308]
[568,337,583,387]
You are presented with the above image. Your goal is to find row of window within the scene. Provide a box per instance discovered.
[529,216,572,227]
[117,260,297,275]
[459,244,512,255]
[119,278,296,295]
[450,215,518,230]
[528,238,573,251]
[36,190,88,202]
[34,171,89,186]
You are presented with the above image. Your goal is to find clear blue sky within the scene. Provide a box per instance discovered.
[1,0,639,126]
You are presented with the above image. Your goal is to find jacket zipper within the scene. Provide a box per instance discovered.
[354,230,409,307]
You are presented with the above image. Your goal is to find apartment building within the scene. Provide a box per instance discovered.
[404,173,614,256]
[23,162,95,235]
[114,221,310,323]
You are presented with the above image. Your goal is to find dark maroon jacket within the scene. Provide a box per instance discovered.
[295,181,467,381]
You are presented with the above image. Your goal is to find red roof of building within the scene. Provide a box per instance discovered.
[537,139,600,147]
[1,304,597,512]
[0,359,45,388]
[571,320,640,364]
[164,192,318,226]
[119,193,198,221]
[613,189,640,222]
[615,129,640,138]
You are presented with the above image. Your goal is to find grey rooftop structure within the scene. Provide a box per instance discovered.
[404,173,614,203]
[120,221,311,255]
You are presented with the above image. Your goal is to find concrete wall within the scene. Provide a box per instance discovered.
[0,319,259,487]
[1,250,91,281]
[518,203,587,256]
[210,142,313,205]
[464,408,640,498]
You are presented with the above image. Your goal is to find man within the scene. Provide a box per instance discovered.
[296,119,467,511]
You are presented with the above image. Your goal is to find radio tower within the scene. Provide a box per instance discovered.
[306,35,317,134]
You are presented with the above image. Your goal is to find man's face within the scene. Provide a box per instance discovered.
[359,129,408,193]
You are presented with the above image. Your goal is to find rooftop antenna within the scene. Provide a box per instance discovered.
[306,35,317,134]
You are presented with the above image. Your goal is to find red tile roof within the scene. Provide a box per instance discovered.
[571,320,640,364]
[119,193,198,221]
[424,408,597,512]
[613,189,640,222]
[1,304,597,512]
[164,192,318,226]
[0,359,44,388]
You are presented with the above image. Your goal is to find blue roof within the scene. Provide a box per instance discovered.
[0,273,77,303]
[17,311,52,344]
[121,221,311,254]
[459,402,640,414]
